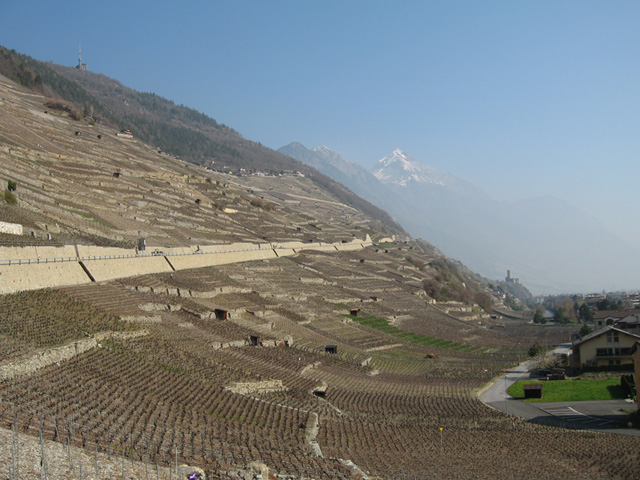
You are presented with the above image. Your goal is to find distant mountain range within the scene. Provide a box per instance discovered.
[279,142,640,294]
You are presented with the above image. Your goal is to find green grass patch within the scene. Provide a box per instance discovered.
[70,209,93,218]
[202,230,223,238]
[507,377,627,402]
[69,209,113,229]
[347,312,486,353]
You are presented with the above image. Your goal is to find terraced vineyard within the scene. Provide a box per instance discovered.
[0,289,137,360]
[1,249,638,479]
[1,63,639,479]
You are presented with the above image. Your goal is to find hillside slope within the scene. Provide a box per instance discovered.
[1,52,636,480]
[0,46,403,235]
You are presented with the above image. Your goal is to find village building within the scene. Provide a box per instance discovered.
[570,326,640,369]
[632,342,640,411]
[592,309,640,334]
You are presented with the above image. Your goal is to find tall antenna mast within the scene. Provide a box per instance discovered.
[76,43,87,71]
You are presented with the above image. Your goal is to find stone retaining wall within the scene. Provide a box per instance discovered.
[225,379,287,395]
[0,221,23,235]
[0,238,370,294]
[0,330,147,380]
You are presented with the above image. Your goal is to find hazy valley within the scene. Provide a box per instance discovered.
[279,143,640,294]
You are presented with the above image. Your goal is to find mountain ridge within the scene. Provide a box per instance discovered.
[281,142,640,294]
[0,46,404,236]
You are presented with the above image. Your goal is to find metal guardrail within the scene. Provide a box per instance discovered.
[0,240,373,266]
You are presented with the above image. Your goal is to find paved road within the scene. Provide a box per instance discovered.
[478,345,640,437]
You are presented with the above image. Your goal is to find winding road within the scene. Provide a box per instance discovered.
[478,344,640,437]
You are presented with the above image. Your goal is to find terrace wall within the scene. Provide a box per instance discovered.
[168,248,277,270]
[0,237,369,294]
[83,256,173,282]
[0,245,77,261]
[0,221,23,235]
[0,330,147,380]
[76,245,134,257]
[0,262,90,294]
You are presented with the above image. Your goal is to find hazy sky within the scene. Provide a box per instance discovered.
[2,1,639,243]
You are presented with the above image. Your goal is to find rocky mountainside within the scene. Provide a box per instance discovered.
[278,141,391,204]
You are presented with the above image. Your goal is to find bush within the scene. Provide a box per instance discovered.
[45,98,83,120]
[579,324,593,337]
[250,197,276,211]
[475,292,493,313]
[528,342,545,358]
[3,189,17,205]
[405,256,426,271]
[620,374,636,398]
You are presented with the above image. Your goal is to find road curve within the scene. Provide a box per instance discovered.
[477,345,640,436]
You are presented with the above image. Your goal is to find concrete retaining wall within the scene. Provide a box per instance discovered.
[273,248,297,258]
[161,246,196,255]
[0,237,370,293]
[274,241,308,249]
[199,242,270,253]
[76,245,135,257]
[83,256,173,282]
[0,245,77,262]
[0,262,91,294]
[168,248,277,270]
[334,242,365,252]
[35,245,78,258]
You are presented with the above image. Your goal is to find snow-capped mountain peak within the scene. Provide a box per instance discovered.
[373,149,444,187]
